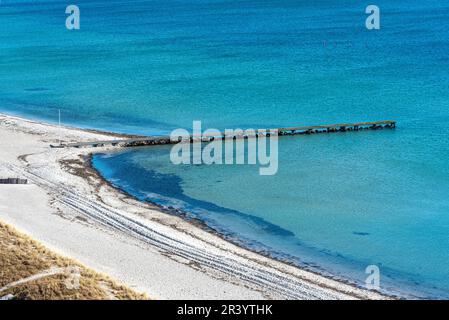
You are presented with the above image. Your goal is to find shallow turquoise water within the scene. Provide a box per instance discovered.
[2,0,449,298]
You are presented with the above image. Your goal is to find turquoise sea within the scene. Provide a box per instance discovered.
[2,1,449,298]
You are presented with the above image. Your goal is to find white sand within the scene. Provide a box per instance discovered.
[0,113,388,300]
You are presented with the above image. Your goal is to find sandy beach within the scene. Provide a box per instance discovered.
[0,113,388,300]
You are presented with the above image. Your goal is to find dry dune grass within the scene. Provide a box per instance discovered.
[0,220,147,300]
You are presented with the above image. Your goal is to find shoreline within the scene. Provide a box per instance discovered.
[91,144,416,300]
[89,155,396,297]
[0,112,390,300]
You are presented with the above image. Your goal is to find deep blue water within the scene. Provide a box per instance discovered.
[2,0,449,298]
